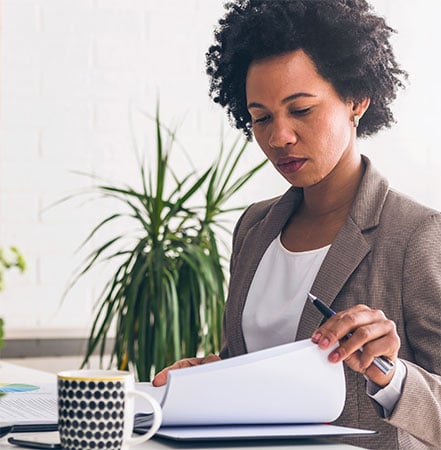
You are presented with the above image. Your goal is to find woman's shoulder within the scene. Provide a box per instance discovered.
[232,195,282,242]
[243,195,283,220]
[386,188,440,220]
[359,156,440,228]
[237,187,302,229]
[379,188,441,240]
[231,187,301,252]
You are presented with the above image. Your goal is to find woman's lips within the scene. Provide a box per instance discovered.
[276,157,307,174]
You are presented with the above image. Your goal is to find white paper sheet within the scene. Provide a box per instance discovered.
[155,423,375,441]
[0,383,57,424]
[136,339,346,426]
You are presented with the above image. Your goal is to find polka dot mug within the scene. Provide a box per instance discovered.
[57,370,162,450]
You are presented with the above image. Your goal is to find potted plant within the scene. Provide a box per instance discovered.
[68,110,266,381]
[0,246,26,349]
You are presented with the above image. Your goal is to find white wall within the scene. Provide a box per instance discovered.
[1,0,440,340]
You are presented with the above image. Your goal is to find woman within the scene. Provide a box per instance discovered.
[153,1,441,448]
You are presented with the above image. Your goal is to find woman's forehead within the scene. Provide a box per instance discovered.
[246,50,333,101]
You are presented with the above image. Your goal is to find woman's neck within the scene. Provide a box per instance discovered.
[281,153,365,252]
[301,154,365,220]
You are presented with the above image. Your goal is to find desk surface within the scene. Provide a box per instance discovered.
[0,362,365,450]
[0,436,364,450]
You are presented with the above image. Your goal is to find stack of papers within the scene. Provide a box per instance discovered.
[0,383,57,425]
[134,339,376,440]
[0,340,376,441]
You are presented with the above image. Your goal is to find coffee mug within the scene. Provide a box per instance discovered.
[57,370,162,450]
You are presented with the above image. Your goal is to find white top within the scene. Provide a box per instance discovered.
[241,234,405,418]
[242,234,330,353]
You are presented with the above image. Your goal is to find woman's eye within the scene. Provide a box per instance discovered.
[291,108,311,116]
[253,115,270,124]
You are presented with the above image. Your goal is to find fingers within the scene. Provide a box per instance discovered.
[311,304,400,385]
[329,320,398,367]
[152,354,220,387]
[312,304,387,350]
[343,330,400,387]
[152,358,202,387]
[202,354,222,364]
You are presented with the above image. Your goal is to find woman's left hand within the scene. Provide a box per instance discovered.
[311,304,400,386]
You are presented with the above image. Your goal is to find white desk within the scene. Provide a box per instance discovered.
[0,362,365,450]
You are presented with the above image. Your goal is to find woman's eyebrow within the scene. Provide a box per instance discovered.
[247,92,317,110]
[281,92,317,104]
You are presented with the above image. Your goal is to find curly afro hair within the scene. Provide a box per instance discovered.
[206,0,407,139]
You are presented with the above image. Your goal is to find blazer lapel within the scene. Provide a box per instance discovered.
[227,154,390,353]
[295,217,371,340]
[296,155,389,340]
[228,188,303,355]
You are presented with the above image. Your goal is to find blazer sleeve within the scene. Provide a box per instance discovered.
[385,213,441,447]
[219,205,253,359]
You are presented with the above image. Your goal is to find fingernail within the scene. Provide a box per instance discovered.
[321,337,330,348]
[329,351,339,363]
[311,332,321,342]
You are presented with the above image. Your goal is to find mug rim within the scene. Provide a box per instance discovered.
[57,369,134,382]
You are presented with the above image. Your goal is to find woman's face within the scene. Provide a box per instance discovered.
[246,49,358,188]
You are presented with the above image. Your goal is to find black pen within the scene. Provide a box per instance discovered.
[308,293,395,375]
[0,424,58,439]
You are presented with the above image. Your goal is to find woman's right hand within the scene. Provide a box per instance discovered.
[152,354,221,386]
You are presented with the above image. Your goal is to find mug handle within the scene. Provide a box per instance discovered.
[125,389,163,446]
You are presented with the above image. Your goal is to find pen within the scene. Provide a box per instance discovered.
[308,292,395,375]
[0,424,58,439]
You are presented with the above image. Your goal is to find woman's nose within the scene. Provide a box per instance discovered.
[268,119,298,149]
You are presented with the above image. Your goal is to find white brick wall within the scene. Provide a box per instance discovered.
[1,0,441,340]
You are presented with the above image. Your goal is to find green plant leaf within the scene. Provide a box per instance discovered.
[66,107,266,381]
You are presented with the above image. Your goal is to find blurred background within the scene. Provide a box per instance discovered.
[1,0,440,370]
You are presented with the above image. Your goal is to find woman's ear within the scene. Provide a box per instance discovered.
[350,98,370,129]
[352,97,371,119]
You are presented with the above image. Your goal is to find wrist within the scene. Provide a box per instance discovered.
[364,358,397,387]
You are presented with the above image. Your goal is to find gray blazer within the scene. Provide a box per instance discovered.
[220,156,441,449]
